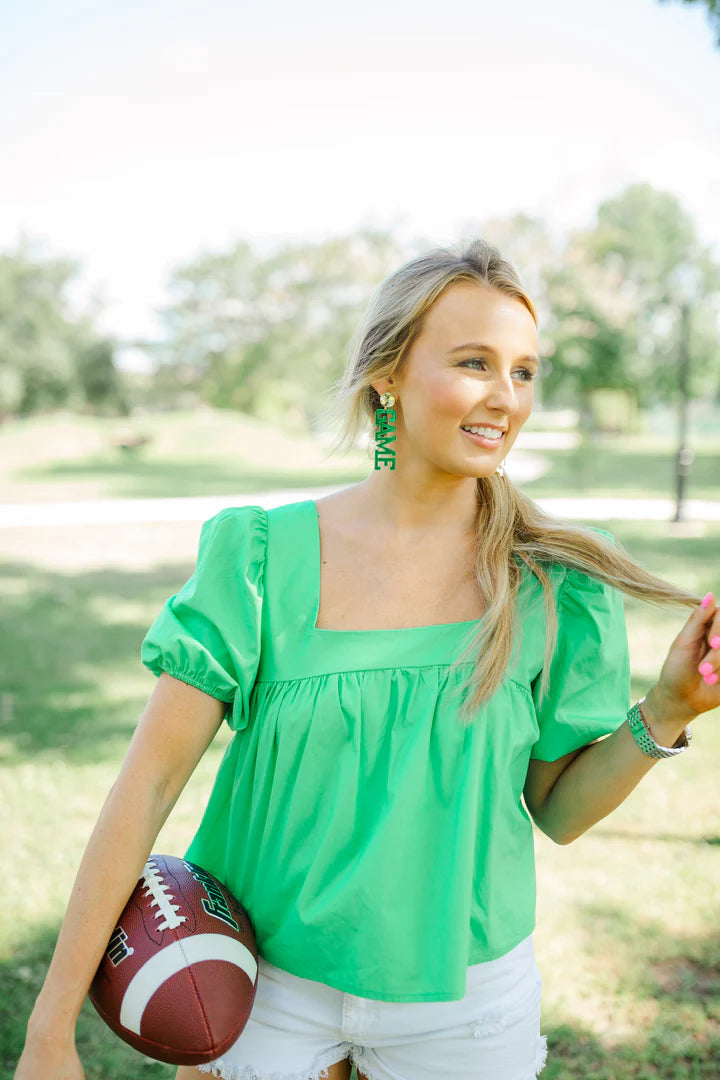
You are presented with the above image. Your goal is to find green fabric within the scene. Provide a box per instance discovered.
[140,499,631,1002]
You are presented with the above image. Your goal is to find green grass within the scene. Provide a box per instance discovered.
[0,408,367,502]
[520,432,720,501]
[2,409,720,505]
[2,410,720,1078]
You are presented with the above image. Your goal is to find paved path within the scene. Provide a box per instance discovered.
[1,487,719,527]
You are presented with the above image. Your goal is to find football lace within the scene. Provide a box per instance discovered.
[141,858,188,931]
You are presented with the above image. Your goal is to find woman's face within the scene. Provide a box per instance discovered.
[381,280,539,480]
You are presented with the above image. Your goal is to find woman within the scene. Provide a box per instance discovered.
[14,239,719,1080]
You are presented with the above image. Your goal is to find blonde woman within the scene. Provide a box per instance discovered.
[14,240,719,1080]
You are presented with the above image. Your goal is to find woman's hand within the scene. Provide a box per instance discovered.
[653,591,720,722]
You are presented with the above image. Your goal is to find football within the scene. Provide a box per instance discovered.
[88,853,258,1065]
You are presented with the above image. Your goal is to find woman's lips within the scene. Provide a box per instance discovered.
[460,427,505,449]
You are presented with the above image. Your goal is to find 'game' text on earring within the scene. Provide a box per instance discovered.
[374,391,396,470]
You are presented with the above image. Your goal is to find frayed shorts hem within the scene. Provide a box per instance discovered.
[195,1035,549,1080]
[196,1040,352,1080]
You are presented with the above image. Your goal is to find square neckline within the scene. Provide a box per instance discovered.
[306,498,482,635]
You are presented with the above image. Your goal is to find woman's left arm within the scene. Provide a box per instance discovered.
[527,591,720,845]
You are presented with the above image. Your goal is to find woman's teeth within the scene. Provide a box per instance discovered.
[461,425,503,440]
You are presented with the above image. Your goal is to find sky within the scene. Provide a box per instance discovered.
[1,0,719,370]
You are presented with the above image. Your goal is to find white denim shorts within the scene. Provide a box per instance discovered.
[195,933,548,1080]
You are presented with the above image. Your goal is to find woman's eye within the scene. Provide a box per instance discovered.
[461,358,535,382]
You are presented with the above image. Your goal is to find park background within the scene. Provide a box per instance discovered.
[2,0,720,1077]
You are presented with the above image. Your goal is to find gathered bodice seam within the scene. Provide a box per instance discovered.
[254,667,533,698]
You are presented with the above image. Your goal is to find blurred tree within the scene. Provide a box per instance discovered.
[0,234,127,419]
[540,183,720,423]
[74,335,131,415]
[657,0,720,47]
[157,227,409,432]
[0,239,77,417]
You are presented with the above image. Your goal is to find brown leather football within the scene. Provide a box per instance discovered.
[88,854,258,1065]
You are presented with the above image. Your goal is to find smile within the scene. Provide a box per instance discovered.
[460,426,505,449]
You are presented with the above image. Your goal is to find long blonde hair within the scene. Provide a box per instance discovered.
[316,238,701,725]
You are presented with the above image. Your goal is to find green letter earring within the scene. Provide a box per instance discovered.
[374,391,396,470]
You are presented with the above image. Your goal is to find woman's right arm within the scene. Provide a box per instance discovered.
[14,672,227,1079]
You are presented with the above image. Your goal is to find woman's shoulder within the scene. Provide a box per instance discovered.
[515,525,621,617]
[195,504,269,580]
[200,503,269,541]
[208,503,268,526]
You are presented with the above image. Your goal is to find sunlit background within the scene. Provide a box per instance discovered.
[2,1,720,1077]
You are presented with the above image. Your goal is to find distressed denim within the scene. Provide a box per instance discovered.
[197,934,548,1080]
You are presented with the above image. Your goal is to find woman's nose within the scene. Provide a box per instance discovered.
[484,374,518,413]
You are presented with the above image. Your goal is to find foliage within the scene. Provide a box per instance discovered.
[539,184,720,411]
[0,235,129,420]
[154,187,720,430]
[155,228,414,432]
[3,186,720,431]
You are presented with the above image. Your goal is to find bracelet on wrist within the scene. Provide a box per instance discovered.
[626,696,692,759]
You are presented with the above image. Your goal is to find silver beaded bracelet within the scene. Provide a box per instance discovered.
[626,696,693,759]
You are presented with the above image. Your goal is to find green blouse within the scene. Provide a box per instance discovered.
[140,497,631,1002]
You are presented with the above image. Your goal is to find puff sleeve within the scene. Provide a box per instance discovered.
[529,538,631,762]
[140,505,267,730]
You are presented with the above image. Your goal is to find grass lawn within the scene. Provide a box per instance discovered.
[0,408,368,503]
[2,410,719,1078]
[1,408,719,506]
[521,434,720,501]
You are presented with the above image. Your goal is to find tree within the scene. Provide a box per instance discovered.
[540,184,720,415]
[74,335,130,415]
[0,234,126,419]
[156,228,410,431]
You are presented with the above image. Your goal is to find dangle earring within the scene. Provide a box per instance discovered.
[495,459,506,477]
[374,385,397,470]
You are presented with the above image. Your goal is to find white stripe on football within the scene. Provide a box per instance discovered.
[119,933,258,1035]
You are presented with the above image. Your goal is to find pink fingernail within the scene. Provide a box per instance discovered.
[702,592,713,608]
[699,661,714,676]
[704,672,719,686]
[711,636,720,650]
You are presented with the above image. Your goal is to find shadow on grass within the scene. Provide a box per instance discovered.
[539,1019,719,1079]
[0,557,210,766]
[537,901,720,1078]
[599,521,720,593]
[16,457,366,500]
[521,441,720,501]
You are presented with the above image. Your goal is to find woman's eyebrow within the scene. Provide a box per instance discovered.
[448,342,541,365]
